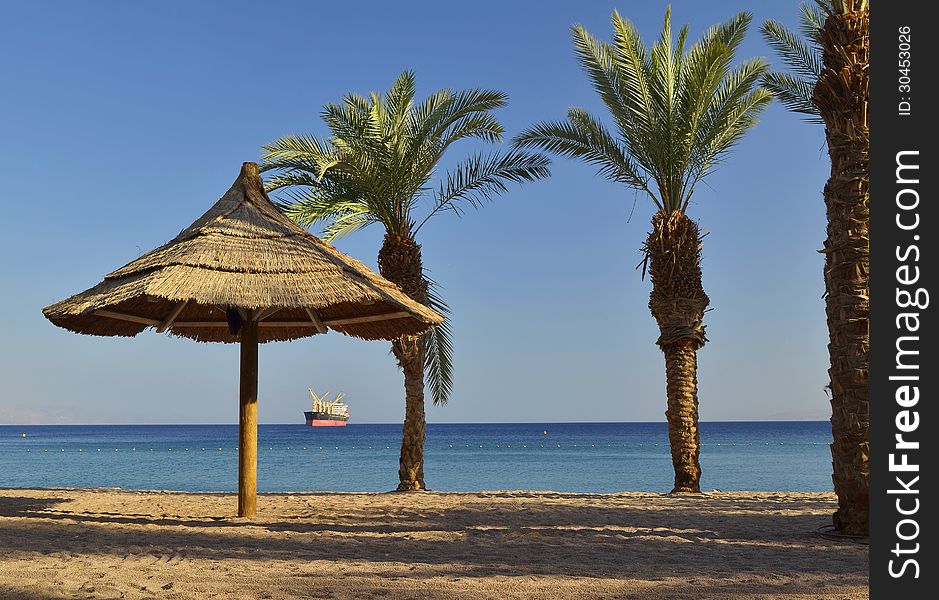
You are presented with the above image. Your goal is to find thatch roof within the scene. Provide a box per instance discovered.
[43,163,443,343]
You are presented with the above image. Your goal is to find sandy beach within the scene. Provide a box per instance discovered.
[0,489,866,599]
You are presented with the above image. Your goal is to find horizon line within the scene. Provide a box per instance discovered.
[2,419,831,427]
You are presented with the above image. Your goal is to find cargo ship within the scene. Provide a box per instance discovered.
[304,389,349,426]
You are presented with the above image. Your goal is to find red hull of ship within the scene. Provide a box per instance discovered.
[306,419,347,427]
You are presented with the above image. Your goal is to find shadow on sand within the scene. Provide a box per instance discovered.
[0,491,867,588]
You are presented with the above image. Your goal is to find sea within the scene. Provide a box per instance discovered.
[0,422,832,493]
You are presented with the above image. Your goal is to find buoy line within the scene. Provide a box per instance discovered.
[21,440,830,453]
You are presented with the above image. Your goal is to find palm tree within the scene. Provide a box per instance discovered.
[764,0,869,535]
[260,71,550,490]
[516,8,771,492]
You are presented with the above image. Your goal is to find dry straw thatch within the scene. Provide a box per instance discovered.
[42,162,443,342]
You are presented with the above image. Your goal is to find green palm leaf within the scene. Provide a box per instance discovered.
[422,275,453,406]
[416,150,550,232]
[515,115,653,202]
[760,3,826,123]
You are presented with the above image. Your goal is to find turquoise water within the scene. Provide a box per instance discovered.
[0,422,832,493]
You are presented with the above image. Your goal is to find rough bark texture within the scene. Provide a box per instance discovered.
[645,211,709,493]
[378,233,429,491]
[663,341,701,492]
[812,3,870,535]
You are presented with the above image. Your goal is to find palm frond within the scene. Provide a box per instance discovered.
[322,97,382,146]
[410,89,509,164]
[263,169,320,193]
[607,13,659,174]
[762,72,823,122]
[274,186,371,232]
[514,114,655,205]
[260,133,337,180]
[761,4,825,123]
[385,70,417,130]
[689,84,773,200]
[760,19,822,81]
[673,30,735,200]
[422,275,453,406]
[411,88,508,146]
[691,58,772,176]
[570,23,635,143]
[800,3,827,43]
[416,150,550,232]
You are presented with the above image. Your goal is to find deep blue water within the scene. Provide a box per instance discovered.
[0,422,832,493]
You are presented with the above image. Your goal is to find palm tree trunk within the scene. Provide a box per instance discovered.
[645,210,709,493]
[812,2,870,535]
[663,340,701,491]
[395,335,426,490]
[378,232,430,491]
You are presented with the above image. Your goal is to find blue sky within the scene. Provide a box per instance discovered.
[0,0,831,424]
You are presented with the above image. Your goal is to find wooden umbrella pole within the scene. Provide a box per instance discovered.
[238,316,259,517]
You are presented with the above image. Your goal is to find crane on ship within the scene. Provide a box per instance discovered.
[308,388,349,418]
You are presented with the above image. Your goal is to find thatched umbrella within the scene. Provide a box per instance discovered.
[43,162,443,517]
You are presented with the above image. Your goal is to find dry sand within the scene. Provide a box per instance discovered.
[0,489,867,599]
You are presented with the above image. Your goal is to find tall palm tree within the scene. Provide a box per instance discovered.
[261,71,550,490]
[516,8,771,492]
[764,0,869,535]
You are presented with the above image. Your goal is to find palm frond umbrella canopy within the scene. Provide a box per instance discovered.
[43,162,443,517]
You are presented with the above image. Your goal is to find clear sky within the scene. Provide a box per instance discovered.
[0,0,831,425]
